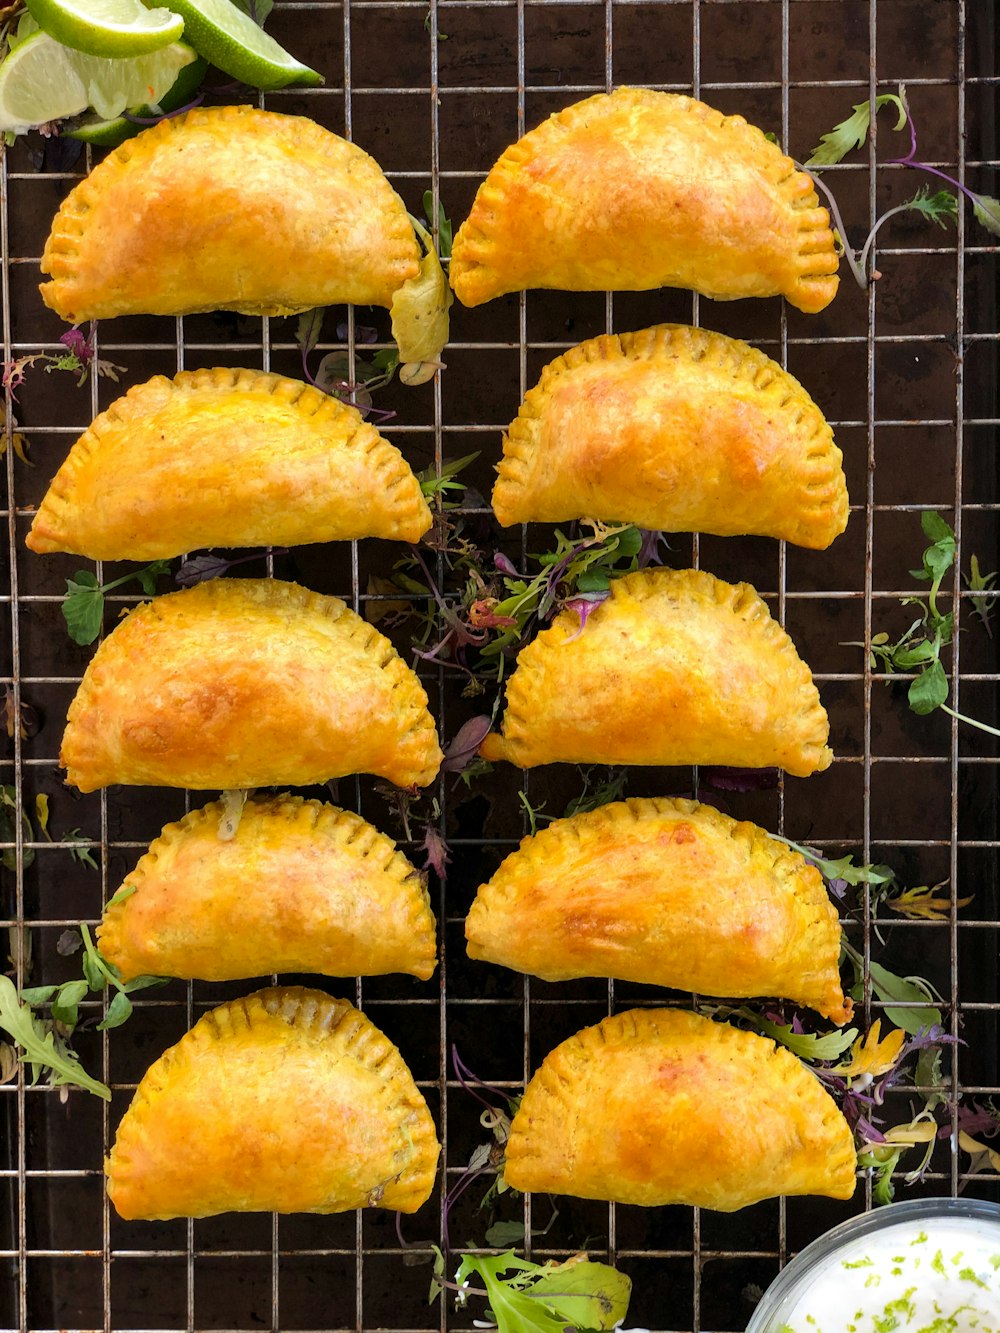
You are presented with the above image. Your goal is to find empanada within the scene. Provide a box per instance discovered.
[505,1008,856,1211]
[27,369,431,560]
[494,325,848,550]
[450,88,839,313]
[61,578,442,791]
[40,106,421,322]
[479,569,831,777]
[106,987,440,1219]
[99,796,436,983]
[467,797,850,1022]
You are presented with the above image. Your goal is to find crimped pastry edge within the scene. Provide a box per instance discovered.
[466,795,850,1022]
[27,367,431,557]
[493,324,848,549]
[106,986,441,1219]
[450,87,839,313]
[99,795,438,982]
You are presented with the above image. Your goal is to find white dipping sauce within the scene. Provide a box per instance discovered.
[779,1217,1000,1333]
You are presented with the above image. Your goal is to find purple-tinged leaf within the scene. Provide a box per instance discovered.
[637,528,670,568]
[335,322,379,344]
[854,1114,888,1144]
[174,554,233,587]
[944,1100,1000,1140]
[442,715,492,772]
[421,824,450,880]
[59,326,94,365]
[561,591,610,643]
[701,766,780,793]
[493,552,520,577]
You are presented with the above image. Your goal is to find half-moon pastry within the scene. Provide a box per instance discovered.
[450,88,839,314]
[466,797,850,1022]
[505,1008,857,1211]
[493,325,848,550]
[479,568,832,777]
[61,578,442,791]
[106,987,440,1219]
[99,796,437,983]
[40,106,421,322]
[26,368,432,560]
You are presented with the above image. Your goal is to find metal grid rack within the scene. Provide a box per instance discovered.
[1,0,998,1329]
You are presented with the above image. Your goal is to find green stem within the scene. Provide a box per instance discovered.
[940,705,1000,738]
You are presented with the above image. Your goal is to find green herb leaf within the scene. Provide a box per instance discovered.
[805,90,908,167]
[393,213,453,375]
[453,1252,630,1333]
[422,190,453,258]
[773,836,895,888]
[62,570,103,645]
[0,975,109,1099]
[900,186,958,228]
[908,657,948,715]
[742,1009,859,1063]
[484,1220,526,1247]
[965,554,997,637]
[133,558,172,596]
[418,452,479,501]
[50,978,89,1030]
[866,960,943,1034]
[972,194,1000,238]
[105,883,137,909]
[62,830,98,870]
[98,989,132,1030]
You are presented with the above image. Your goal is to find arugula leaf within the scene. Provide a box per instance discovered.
[902,187,959,227]
[965,554,997,637]
[806,91,907,167]
[453,1251,630,1333]
[0,975,109,1100]
[740,1009,858,1063]
[418,452,479,502]
[773,836,895,889]
[63,560,171,646]
[62,829,98,870]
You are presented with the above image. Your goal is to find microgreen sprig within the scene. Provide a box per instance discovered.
[802,85,1000,290]
[1,324,125,402]
[62,559,171,646]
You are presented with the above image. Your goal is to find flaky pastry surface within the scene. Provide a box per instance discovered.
[494,325,848,549]
[466,797,850,1021]
[40,106,420,322]
[61,578,442,791]
[99,796,437,983]
[479,568,832,777]
[27,369,431,560]
[505,1008,857,1211]
[450,88,838,313]
[106,987,440,1219]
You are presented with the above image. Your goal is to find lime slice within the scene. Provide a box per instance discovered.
[24,0,183,58]
[165,0,321,89]
[66,53,206,144]
[0,30,196,132]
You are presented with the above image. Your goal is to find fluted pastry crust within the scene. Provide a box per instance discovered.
[106,987,440,1219]
[40,106,421,322]
[99,796,437,983]
[61,578,442,791]
[479,568,832,777]
[466,797,850,1022]
[450,88,839,313]
[505,1008,857,1211]
[27,368,431,560]
[493,325,848,549]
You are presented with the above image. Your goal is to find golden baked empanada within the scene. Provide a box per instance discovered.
[106,987,440,1219]
[505,1008,856,1211]
[27,369,431,560]
[467,797,850,1022]
[480,569,831,777]
[450,88,839,313]
[99,796,436,983]
[61,578,442,791]
[494,325,848,550]
[40,106,421,322]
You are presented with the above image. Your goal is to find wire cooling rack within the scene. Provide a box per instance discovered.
[1,1,998,1330]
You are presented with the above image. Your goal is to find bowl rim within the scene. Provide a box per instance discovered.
[745,1197,1000,1333]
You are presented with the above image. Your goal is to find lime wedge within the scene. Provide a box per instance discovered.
[0,30,197,132]
[165,0,321,89]
[24,0,184,58]
[66,53,206,144]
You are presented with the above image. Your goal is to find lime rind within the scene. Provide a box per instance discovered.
[164,0,322,89]
[24,0,184,58]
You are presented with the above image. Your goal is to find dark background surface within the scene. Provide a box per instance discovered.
[1,0,998,1329]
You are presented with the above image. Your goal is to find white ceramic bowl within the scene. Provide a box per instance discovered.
[746,1198,1000,1333]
